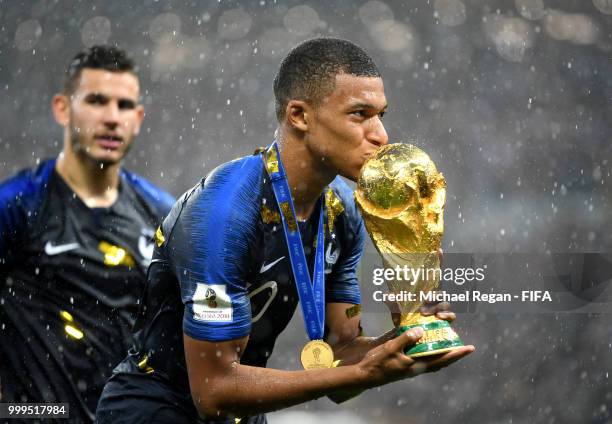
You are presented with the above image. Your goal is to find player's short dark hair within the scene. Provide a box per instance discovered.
[273,38,380,122]
[63,45,136,94]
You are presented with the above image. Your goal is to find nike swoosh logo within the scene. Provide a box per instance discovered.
[248,281,278,323]
[259,256,285,274]
[45,241,80,256]
[138,235,154,260]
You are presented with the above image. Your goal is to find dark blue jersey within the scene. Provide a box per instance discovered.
[97,151,365,423]
[0,159,174,423]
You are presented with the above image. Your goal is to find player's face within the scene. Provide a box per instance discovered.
[307,73,388,181]
[66,69,144,165]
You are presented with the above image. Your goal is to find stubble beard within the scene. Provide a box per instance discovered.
[68,121,131,168]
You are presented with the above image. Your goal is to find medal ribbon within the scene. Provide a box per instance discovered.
[264,142,326,340]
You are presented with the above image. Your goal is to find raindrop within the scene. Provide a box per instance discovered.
[592,166,602,181]
[14,20,42,51]
[77,379,88,392]
[283,5,322,35]
[515,0,545,20]
[149,13,181,43]
[434,0,467,26]
[81,16,111,47]
[359,1,394,25]
[484,16,533,62]
[217,8,252,40]
[369,20,417,54]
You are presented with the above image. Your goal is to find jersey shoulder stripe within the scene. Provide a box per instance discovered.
[180,153,265,255]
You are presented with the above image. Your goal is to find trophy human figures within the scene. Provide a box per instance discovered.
[355,143,464,357]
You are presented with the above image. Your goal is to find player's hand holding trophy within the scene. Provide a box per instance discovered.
[355,143,464,357]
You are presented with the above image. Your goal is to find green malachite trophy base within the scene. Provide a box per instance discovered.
[397,319,464,358]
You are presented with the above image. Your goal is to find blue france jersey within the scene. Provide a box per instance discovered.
[118,151,365,396]
[176,154,364,345]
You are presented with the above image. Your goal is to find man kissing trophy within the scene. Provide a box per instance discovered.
[355,143,464,357]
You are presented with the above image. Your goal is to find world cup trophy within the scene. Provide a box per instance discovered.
[355,143,464,357]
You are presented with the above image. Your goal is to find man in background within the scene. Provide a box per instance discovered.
[0,45,174,422]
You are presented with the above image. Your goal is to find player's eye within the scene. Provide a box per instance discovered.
[379,111,386,119]
[118,99,136,110]
[85,94,108,105]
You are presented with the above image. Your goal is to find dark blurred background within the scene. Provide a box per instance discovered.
[1,0,610,422]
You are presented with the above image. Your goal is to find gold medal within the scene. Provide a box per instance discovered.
[301,340,334,369]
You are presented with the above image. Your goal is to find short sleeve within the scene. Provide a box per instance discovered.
[0,161,54,273]
[166,156,264,342]
[0,182,23,267]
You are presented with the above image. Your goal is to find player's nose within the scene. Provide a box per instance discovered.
[103,102,121,127]
[367,116,388,147]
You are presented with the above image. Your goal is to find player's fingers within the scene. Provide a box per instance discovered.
[388,327,423,354]
[434,311,456,322]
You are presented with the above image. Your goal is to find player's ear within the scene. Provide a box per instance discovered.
[52,94,70,127]
[286,100,309,132]
[133,104,145,136]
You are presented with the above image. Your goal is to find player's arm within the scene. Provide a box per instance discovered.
[184,326,472,419]
[324,303,393,366]
[184,333,365,419]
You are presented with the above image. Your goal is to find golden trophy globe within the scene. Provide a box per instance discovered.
[355,143,464,357]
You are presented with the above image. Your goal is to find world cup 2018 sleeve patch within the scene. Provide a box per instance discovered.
[192,283,233,322]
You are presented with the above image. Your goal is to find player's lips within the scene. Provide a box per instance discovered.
[95,134,123,149]
[362,150,377,162]
[356,150,379,173]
